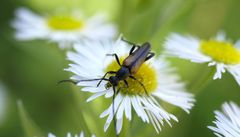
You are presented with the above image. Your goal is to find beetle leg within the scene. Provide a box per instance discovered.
[129,45,136,55]
[145,52,155,61]
[123,80,129,88]
[129,45,140,55]
[112,86,118,137]
[129,76,149,96]
[106,53,121,66]
[97,71,116,87]
[116,87,121,95]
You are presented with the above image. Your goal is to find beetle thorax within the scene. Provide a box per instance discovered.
[116,66,130,80]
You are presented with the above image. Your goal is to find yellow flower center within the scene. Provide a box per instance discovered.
[200,40,240,64]
[47,16,84,31]
[105,56,158,95]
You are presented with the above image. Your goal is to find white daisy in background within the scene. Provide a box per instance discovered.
[164,32,240,86]
[48,131,95,137]
[12,8,117,49]
[65,37,195,134]
[208,102,240,137]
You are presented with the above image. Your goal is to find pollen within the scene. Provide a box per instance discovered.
[47,16,84,31]
[106,56,158,95]
[200,40,240,64]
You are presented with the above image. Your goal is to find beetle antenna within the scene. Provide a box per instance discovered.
[121,37,138,47]
[58,79,77,85]
[58,78,109,85]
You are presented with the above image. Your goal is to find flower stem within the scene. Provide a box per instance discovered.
[189,66,215,94]
[71,86,91,136]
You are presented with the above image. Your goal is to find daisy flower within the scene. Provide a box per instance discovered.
[164,32,240,86]
[65,37,195,134]
[208,102,240,137]
[48,131,95,137]
[12,8,117,49]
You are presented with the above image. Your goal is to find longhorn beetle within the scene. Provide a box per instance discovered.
[59,38,155,136]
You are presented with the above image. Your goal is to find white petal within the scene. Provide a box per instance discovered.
[67,52,101,68]
[80,132,84,137]
[208,102,240,137]
[87,91,107,102]
[103,111,113,132]
[153,90,195,113]
[12,8,48,40]
[124,96,132,120]
[67,133,71,137]
[132,96,149,123]
[102,94,124,132]
[139,96,177,132]
[235,40,240,49]
[164,33,211,63]
[213,63,226,80]
[146,110,159,133]
[208,61,217,66]
[81,86,106,93]
[215,31,226,42]
[105,90,114,98]
[227,65,240,86]
[116,96,125,119]
[48,133,56,137]
[83,14,117,40]
[153,58,195,113]
[12,8,117,49]
[116,118,123,134]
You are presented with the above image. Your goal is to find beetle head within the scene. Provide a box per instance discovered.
[109,76,119,87]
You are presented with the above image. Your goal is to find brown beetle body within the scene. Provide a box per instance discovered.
[101,41,155,93]
[123,42,151,74]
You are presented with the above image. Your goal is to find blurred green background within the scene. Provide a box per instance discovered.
[0,0,240,137]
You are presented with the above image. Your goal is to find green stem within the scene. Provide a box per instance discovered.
[17,100,44,137]
[189,66,216,94]
[71,86,91,136]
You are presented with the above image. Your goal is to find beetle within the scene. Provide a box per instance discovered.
[97,39,155,95]
[59,38,155,136]
[60,38,155,95]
